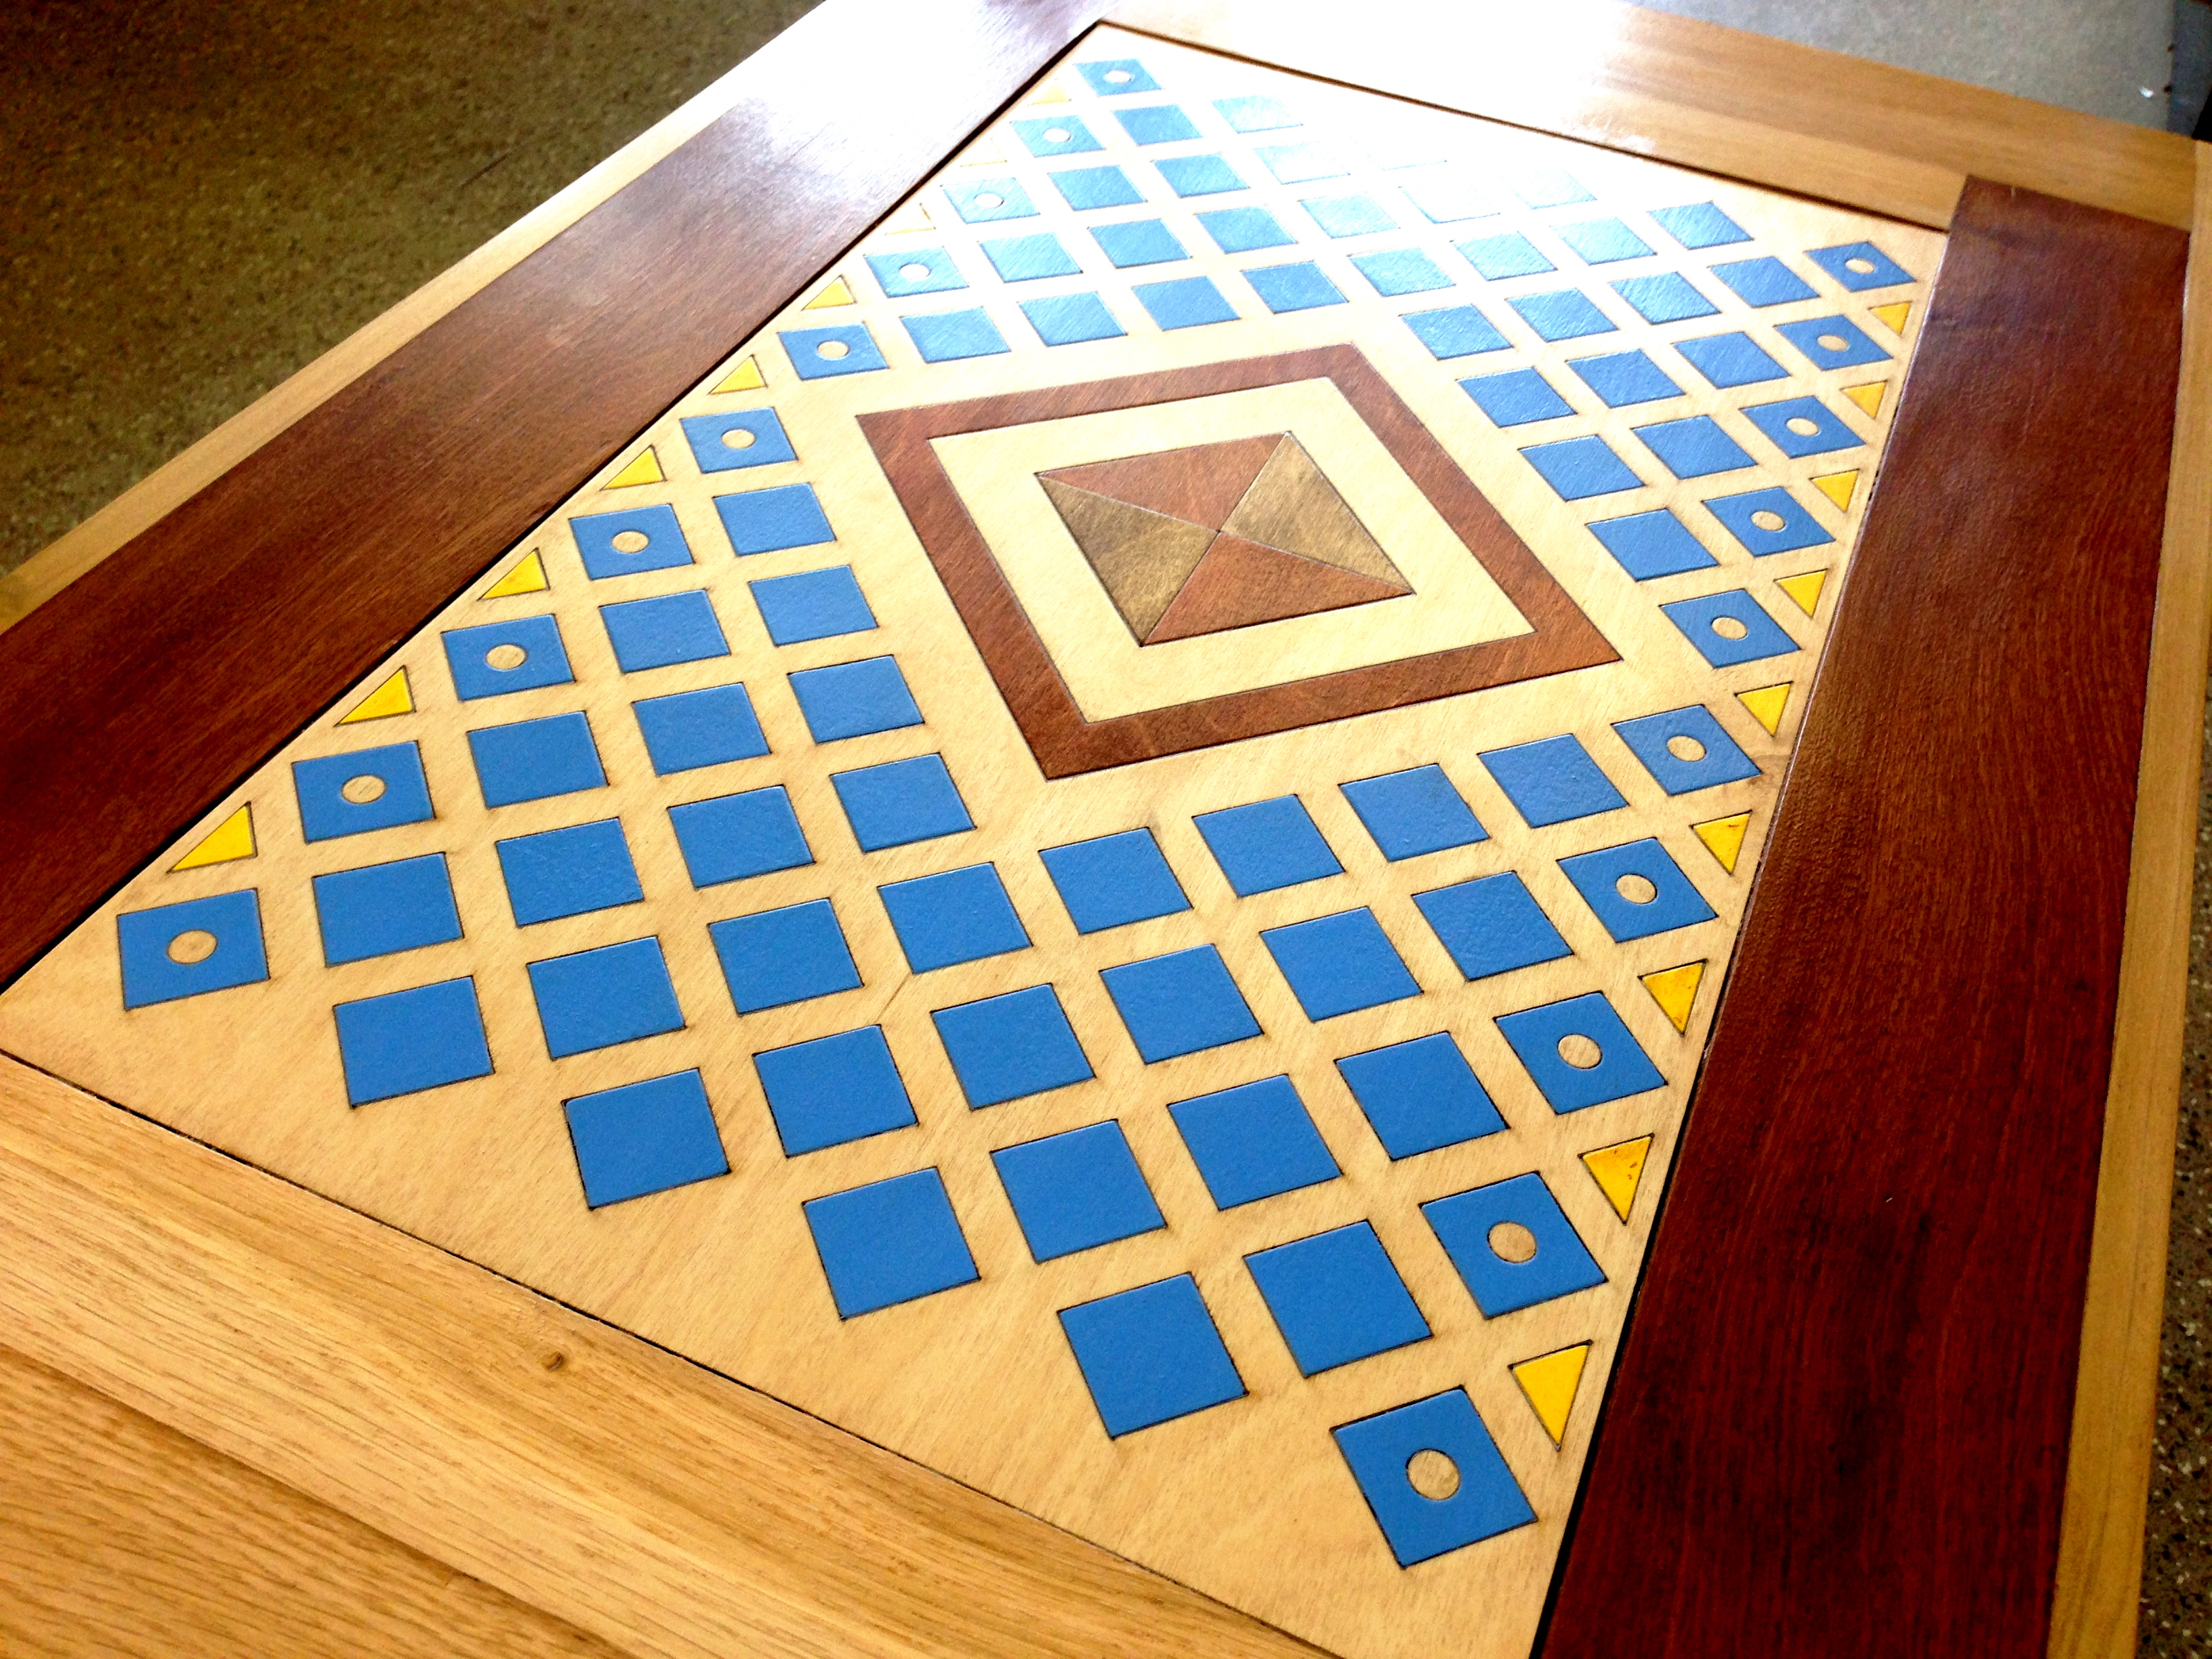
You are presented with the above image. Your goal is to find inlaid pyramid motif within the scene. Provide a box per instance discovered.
[1040,433,1412,642]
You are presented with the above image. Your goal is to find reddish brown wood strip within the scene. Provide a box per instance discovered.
[0,0,1102,988]
[1544,180,2188,1658]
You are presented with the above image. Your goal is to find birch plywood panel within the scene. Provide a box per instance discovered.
[0,28,1941,1659]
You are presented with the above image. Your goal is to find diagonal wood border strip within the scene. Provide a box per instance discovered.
[1544,179,2189,1658]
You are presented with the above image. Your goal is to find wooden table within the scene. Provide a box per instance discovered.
[0,4,2202,1656]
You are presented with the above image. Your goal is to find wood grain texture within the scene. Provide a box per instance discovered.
[1110,0,2195,232]
[1545,180,2188,1658]
[0,1343,623,1659]
[0,0,1105,991]
[0,1054,1316,1659]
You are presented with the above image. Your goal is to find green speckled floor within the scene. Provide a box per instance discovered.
[1,1,2206,1651]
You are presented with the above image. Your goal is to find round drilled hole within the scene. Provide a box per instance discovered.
[816,338,851,360]
[1488,1220,1540,1263]
[1043,127,1072,144]
[610,529,651,553]
[1104,67,1133,83]
[340,773,388,804]
[974,191,1005,210]
[1786,415,1822,436]
[1406,1450,1461,1500]
[1616,872,1660,904]
[1816,332,1849,352]
[1711,615,1750,641]
[1666,733,1707,762]
[720,426,758,449]
[485,642,529,671]
[1749,508,1787,532]
[1557,1033,1603,1070]
[899,262,933,281]
[1845,255,1878,274]
[166,928,218,966]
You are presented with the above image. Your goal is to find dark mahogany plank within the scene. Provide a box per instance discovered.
[0,0,1102,987]
[1545,180,2187,1658]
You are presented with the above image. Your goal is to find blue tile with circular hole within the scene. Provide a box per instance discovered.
[571,503,693,579]
[1496,991,1663,1113]
[1351,247,1452,296]
[933,983,1093,1108]
[709,897,861,1015]
[1337,1032,1506,1159]
[1612,704,1761,794]
[600,590,729,672]
[1704,487,1833,556]
[1561,838,1717,942]
[565,1069,729,1208]
[1554,217,1654,265]
[333,976,491,1106]
[1807,240,1914,289]
[1193,795,1342,896]
[632,683,769,776]
[1263,909,1421,1021]
[1650,201,1751,249]
[865,246,966,298]
[805,1168,975,1316]
[1635,414,1755,479]
[468,710,606,808]
[313,854,462,966]
[994,1121,1164,1262]
[1079,58,1161,96]
[1397,170,1495,223]
[1170,1075,1338,1209]
[496,819,643,926]
[1155,152,1244,197]
[758,1024,914,1155]
[1101,945,1261,1063]
[1709,255,1818,307]
[1090,218,1187,268]
[442,615,574,701]
[750,566,876,645]
[1461,366,1574,427]
[943,176,1038,223]
[1587,508,1718,581]
[119,890,269,1009]
[527,937,683,1059]
[1012,115,1104,157]
[1060,1275,1245,1436]
[1194,204,1294,253]
[1050,164,1144,211]
[1303,192,1395,237]
[1507,288,1616,342]
[1479,733,1627,827]
[1744,396,1863,458]
[832,754,970,852]
[1610,270,1720,325]
[1245,261,1347,313]
[789,656,923,742]
[879,863,1030,973]
[1456,231,1553,281]
[714,481,836,556]
[980,232,1081,283]
[903,308,1009,363]
[1214,92,1298,131]
[1020,291,1127,345]
[1413,871,1572,982]
[1256,140,1350,183]
[293,742,434,842]
[1247,1221,1429,1376]
[1424,1170,1607,1313]
[1672,331,1787,390]
[1402,304,1510,360]
[1568,350,1681,409]
[668,784,812,888]
[1662,589,1800,667]
[1334,1390,1535,1566]
[1519,434,1643,501]
[679,407,798,472]
[1040,828,1190,933]
[1340,764,1486,861]
[779,323,888,380]
[1776,314,1893,371]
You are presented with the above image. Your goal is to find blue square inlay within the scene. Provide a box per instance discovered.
[293,743,434,842]
[1170,1075,1339,1208]
[571,503,693,579]
[1115,103,1200,145]
[496,819,642,926]
[1340,764,1486,861]
[1101,945,1261,1063]
[1214,92,1298,131]
[313,854,462,966]
[1403,304,1510,360]
[1496,992,1664,1113]
[1520,435,1643,501]
[1776,314,1892,370]
[1507,289,1616,342]
[632,683,769,776]
[333,977,491,1106]
[1650,201,1751,249]
[1303,193,1394,237]
[832,754,971,852]
[709,897,861,1015]
[468,710,606,808]
[1561,837,1718,941]
[750,566,876,644]
[1662,589,1801,667]
[789,656,924,742]
[1194,795,1342,896]
[1744,396,1863,457]
[1611,270,1719,324]
[1636,414,1755,479]
[668,784,813,888]
[1398,170,1494,223]
[1040,828,1190,933]
[1456,232,1553,281]
[1244,260,1346,313]
[1012,115,1103,157]
[1510,166,1592,207]
[1461,366,1574,427]
[1807,240,1914,289]
[1589,509,1719,581]
[1257,141,1350,183]
[1133,275,1237,329]
[1155,152,1244,197]
[1090,218,1187,268]
[1020,291,1127,345]
[1710,255,1818,307]
[564,1069,729,1208]
[943,176,1038,223]
[1413,871,1572,981]
[1080,58,1161,96]
[1334,1390,1536,1566]
[1263,909,1421,1021]
[865,246,965,298]
[933,983,1094,1107]
[1351,247,1452,296]
[1480,733,1627,827]
[443,615,574,701]
[1061,1275,1245,1436]
[1673,331,1787,390]
[1247,1222,1429,1376]
[118,890,269,1008]
[679,407,798,473]
[994,1121,1164,1261]
[1614,704,1762,794]
[714,482,836,556]
[1569,349,1681,409]
[981,232,1080,282]
[1705,487,1834,556]
[1338,1032,1507,1159]
[805,1168,976,1316]
[879,863,1030,973]
[1555,217,1654,264]
[1050,164,1144,210]
[1195,205,1293,253]
[1425,1170,1607,1312]
[600,590,730,672]
[903,308,1010,363]
[527,937,684,1059]
[779,323,888,380]
[758,1025,915,1155]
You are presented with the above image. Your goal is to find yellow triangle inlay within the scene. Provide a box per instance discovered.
[1736,682,1793,737]
[1811,470,1858,512]
[882,200,935,237]
[1842,381,1887,419]
[1512,1344,1592,1446]
[1027,81,1070,104]
[605,447,664,489]
[481,550,548,600]
[170,803,256,872]
[1694,811,1752,876]
[1639,962,1704,1034]
[1870,300,1912,335]
[1777,568,1828,617]
[958,134,1006,166]
[804,275,855,310]
[1582,1137,1654,1224]
[337,666,415,724]
[712,355,766,394]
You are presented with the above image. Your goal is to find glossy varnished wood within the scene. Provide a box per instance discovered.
[1545,179,2189,1658]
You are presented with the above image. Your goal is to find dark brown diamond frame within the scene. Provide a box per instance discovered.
[858,343,1620,777]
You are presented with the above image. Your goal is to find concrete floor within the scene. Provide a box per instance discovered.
[1,1,2206,1651]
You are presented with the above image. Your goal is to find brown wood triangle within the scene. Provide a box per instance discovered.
[1220,435,1406,585]
[1145,534,1410,642]
[1041,434,1284,530]
[1038,477,1216,638]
